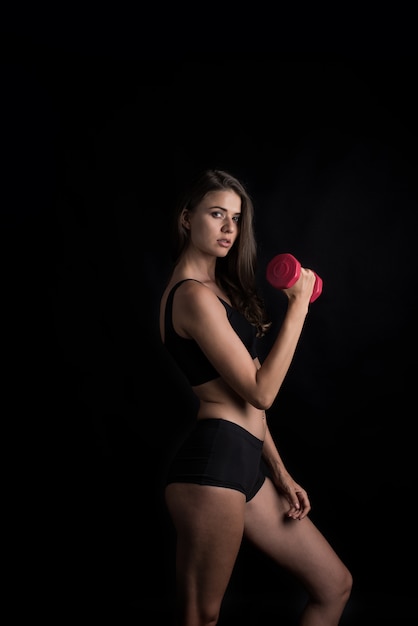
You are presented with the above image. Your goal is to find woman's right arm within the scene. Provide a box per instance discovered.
[176,269,316,410]
[248,265,317,409]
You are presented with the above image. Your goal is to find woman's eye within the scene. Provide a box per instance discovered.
[211,211,240,222]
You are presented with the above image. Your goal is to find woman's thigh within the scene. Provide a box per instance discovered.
[166,483,247,598]
[244,477,350,598]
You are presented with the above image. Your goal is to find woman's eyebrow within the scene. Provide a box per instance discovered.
[208,205,241,214]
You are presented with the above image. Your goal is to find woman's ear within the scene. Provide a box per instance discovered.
[181,210,190,229]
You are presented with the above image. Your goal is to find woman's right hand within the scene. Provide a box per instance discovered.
[282,267,316,303]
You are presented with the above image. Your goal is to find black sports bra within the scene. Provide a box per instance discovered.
[164,279,258,386]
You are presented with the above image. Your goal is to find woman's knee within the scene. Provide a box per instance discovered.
[327,564,353,607]
[179,598,221,626]
[340,565,353,602]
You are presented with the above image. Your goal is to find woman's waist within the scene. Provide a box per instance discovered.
[196,406,266,441]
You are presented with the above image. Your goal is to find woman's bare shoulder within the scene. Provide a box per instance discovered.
[171,279,220,310]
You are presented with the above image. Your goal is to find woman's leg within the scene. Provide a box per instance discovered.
[244,477,353,626]
[166,483,247,626]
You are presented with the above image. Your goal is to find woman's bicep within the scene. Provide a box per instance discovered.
[188,299,258,396]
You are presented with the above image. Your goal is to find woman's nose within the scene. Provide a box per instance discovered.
[222,218,234,232]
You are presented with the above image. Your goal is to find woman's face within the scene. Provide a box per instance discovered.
[184,190,242,258]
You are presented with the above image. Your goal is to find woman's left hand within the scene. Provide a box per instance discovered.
[273,470,311,520]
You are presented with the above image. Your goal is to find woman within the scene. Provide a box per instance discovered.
[159,168,352,625]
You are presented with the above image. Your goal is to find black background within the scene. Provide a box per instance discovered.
[3,16,417,625]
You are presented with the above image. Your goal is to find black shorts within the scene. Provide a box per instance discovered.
[165,418,266,502]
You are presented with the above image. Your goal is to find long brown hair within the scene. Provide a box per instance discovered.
[170,169,271,337]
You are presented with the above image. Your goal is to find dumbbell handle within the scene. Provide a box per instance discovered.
[266,253,323,303]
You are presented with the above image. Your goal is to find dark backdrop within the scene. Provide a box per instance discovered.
[3,25,417,625]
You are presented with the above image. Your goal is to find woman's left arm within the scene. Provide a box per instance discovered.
[262,424,311,520]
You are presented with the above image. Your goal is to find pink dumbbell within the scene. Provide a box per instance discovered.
[266,253,323,303]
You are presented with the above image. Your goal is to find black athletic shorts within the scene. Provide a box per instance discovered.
[165,418,266,502]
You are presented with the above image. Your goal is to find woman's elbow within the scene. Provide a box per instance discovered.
[249,392,276,411]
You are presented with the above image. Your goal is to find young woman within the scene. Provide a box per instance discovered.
[159,169,352,626]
